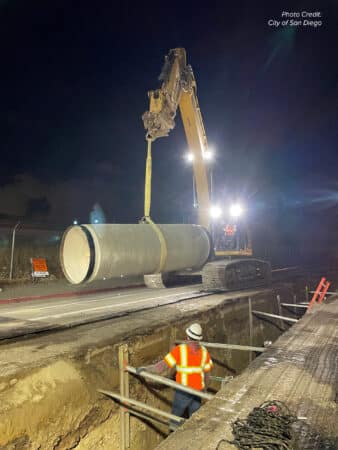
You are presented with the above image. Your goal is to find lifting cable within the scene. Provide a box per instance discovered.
[141,138,167,273]
[144,138,153,219]
[215,401,297,450]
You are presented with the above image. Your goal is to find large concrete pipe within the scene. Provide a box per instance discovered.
[60,224,211,284]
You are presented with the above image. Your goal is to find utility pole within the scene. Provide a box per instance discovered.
[9,221,20,280]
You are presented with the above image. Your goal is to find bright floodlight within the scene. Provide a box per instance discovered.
[210,205,222,219]
[73,219,78,225]
[185,153,194,163]
[203,150,213,161]
[185,151,214,162]
[229,203,243,218]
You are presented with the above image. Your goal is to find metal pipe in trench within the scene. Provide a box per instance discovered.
[60,224,211,284]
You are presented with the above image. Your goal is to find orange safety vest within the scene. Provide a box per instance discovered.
[164,344,213,390]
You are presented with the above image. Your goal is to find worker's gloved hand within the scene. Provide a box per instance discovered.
[135,366,147,375]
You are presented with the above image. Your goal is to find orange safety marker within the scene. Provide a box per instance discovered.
[318,281,331,304]
[31,257,49,278]
[308,277,328,310]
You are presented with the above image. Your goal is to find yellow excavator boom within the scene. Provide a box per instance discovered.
[142,48,210,228]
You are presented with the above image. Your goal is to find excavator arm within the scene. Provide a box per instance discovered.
[142,48,210,228]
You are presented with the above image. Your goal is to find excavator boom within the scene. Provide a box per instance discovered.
[143,48,210,228]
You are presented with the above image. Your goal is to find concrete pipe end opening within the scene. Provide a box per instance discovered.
[60,226,94,284]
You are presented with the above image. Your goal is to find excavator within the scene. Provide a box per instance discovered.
[141,48,270,291]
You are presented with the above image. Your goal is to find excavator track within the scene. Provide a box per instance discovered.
[201,258,271,291]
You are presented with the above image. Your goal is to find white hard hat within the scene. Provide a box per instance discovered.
[186,323,203,341]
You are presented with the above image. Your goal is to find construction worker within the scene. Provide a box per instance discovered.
[138,323,213,431]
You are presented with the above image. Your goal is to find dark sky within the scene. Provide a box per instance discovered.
[0,1,337,245]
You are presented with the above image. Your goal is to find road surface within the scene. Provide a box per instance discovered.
[0,285,209,340]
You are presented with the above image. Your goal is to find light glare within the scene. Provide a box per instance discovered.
[210,205,222,219]
[229,204,243,218]
[203,150,213,161]
[185,151,214,162]
[185,153,194,162]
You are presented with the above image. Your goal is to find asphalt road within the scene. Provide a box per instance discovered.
[0,285,209,340]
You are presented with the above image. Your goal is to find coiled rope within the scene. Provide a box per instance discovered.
[216,401,296,450]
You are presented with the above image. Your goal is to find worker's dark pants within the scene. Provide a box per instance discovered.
[169,389,201,431]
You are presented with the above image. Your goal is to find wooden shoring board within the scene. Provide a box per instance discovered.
[119,344,130,449]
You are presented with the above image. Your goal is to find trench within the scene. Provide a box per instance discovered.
[0,280,308,450]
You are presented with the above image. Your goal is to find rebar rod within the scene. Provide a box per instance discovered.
[175,340,266,353]
[308,291,336,295]
[281,303,308,309]
[126,365,214,400]
[252,310,298,323]
[128,408,172,426]
[98,389,185,422]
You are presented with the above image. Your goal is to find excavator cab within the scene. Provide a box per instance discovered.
[212,222,252,257]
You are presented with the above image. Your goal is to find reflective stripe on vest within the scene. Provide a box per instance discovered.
[204,362,212,371]
[164,352,176,368]
[176,366,204,373]
[201,346,207,388]
[179,344,188,386]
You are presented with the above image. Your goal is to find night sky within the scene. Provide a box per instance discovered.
[1,1,338,253]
